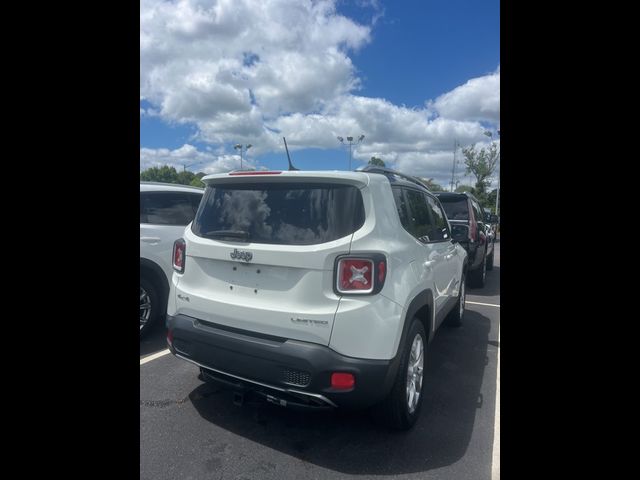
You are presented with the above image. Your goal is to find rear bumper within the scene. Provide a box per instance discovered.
[167,314,400,409]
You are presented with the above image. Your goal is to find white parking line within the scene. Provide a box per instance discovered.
[466,301,500,308]
[140,349,170,365]
[491,324,500,480]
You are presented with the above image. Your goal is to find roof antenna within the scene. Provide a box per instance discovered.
[283,137,299,171]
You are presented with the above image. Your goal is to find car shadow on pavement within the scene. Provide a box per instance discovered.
[188,310,493,476]
[467,266,500,297]
[140,318,169,357]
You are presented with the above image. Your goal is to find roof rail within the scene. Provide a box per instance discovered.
[357,165,430,190]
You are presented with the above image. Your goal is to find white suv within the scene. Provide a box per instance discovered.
[166,167,467,429]
[140,182,203,337]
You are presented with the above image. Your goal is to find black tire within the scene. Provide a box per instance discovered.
[140,276,161,338]
[445,273,466,327]
[486,247,494,271]
[372,318,427,430]
[468,250,487,288]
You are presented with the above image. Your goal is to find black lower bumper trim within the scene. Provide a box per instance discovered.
[167,314,400,409]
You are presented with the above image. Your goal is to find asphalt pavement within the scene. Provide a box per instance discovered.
[140,243,500,480]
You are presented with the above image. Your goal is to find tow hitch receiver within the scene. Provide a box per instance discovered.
[266,394,287,407]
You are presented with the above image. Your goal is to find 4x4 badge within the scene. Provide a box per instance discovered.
[230,248,253,262]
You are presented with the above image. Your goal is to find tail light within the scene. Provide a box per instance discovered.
[335,254,386,295]
[167,329,173,348]
[173,238,186,273]
[469,212,477,242]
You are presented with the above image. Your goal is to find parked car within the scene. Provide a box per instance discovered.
[482,224,495,271]
[484,208,499,237]
[140,182,204,337]
[166,166,467,430]
[433,191,494,286]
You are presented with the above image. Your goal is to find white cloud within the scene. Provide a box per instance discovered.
[140,0,499,190]
[140,144,252,173]
[141,0,370,124]
[430,68,500,123]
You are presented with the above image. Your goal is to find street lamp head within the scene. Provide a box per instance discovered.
[337,136,344,143]
[346,136,353,142]
[358,135,365,142]
[484,131,493,138]
[246,144,252,150]
[234,144,242,150]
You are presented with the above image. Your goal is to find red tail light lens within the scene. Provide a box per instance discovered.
[337,258,374,293]
[331,372,355,390]
[173,238,186,273]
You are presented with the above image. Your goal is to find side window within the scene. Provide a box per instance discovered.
[392,187,412,232]
[140,193,147,223]
[404,189,433,243]
[140,192,198,226]
[424,194,450,241]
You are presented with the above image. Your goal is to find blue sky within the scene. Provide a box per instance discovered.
[140,0,500,187]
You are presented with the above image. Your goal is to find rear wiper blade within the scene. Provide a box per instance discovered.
[202,230,249,239]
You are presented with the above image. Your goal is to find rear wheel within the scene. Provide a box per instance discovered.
[140,276,160,337]
[468,250,487,288]
[372,318,426,430]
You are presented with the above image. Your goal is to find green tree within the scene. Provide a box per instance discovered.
[368,156,385,167]
[485,189,499,213]
[140,165,207,187]
[140,165,180,183]
[190,177,205,187]
[455,184,475,194]
[462,143,499,196]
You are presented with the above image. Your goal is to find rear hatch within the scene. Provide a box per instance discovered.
[175,172,368,346]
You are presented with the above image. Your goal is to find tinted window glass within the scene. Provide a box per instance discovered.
[189,193,203,212]
[438,197,469,220]
[140,192,201,225]
[404,189,432,242]
[192,182,364,246]
[424,194,450,241]
[392,187,412,231]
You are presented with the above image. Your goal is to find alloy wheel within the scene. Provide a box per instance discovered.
[140,287,152,330]
[406,334,424,414]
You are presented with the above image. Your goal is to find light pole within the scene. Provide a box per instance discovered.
[233,143,252,170]
[484,130,500,215]
[450,140,460,192]
[183,161,204,172]
[337,135,365,170]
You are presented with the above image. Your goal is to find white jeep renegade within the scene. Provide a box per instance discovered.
[167,166,468,429]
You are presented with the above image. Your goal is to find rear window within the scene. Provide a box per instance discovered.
[192,182,365,246]
[438,197,469,221]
